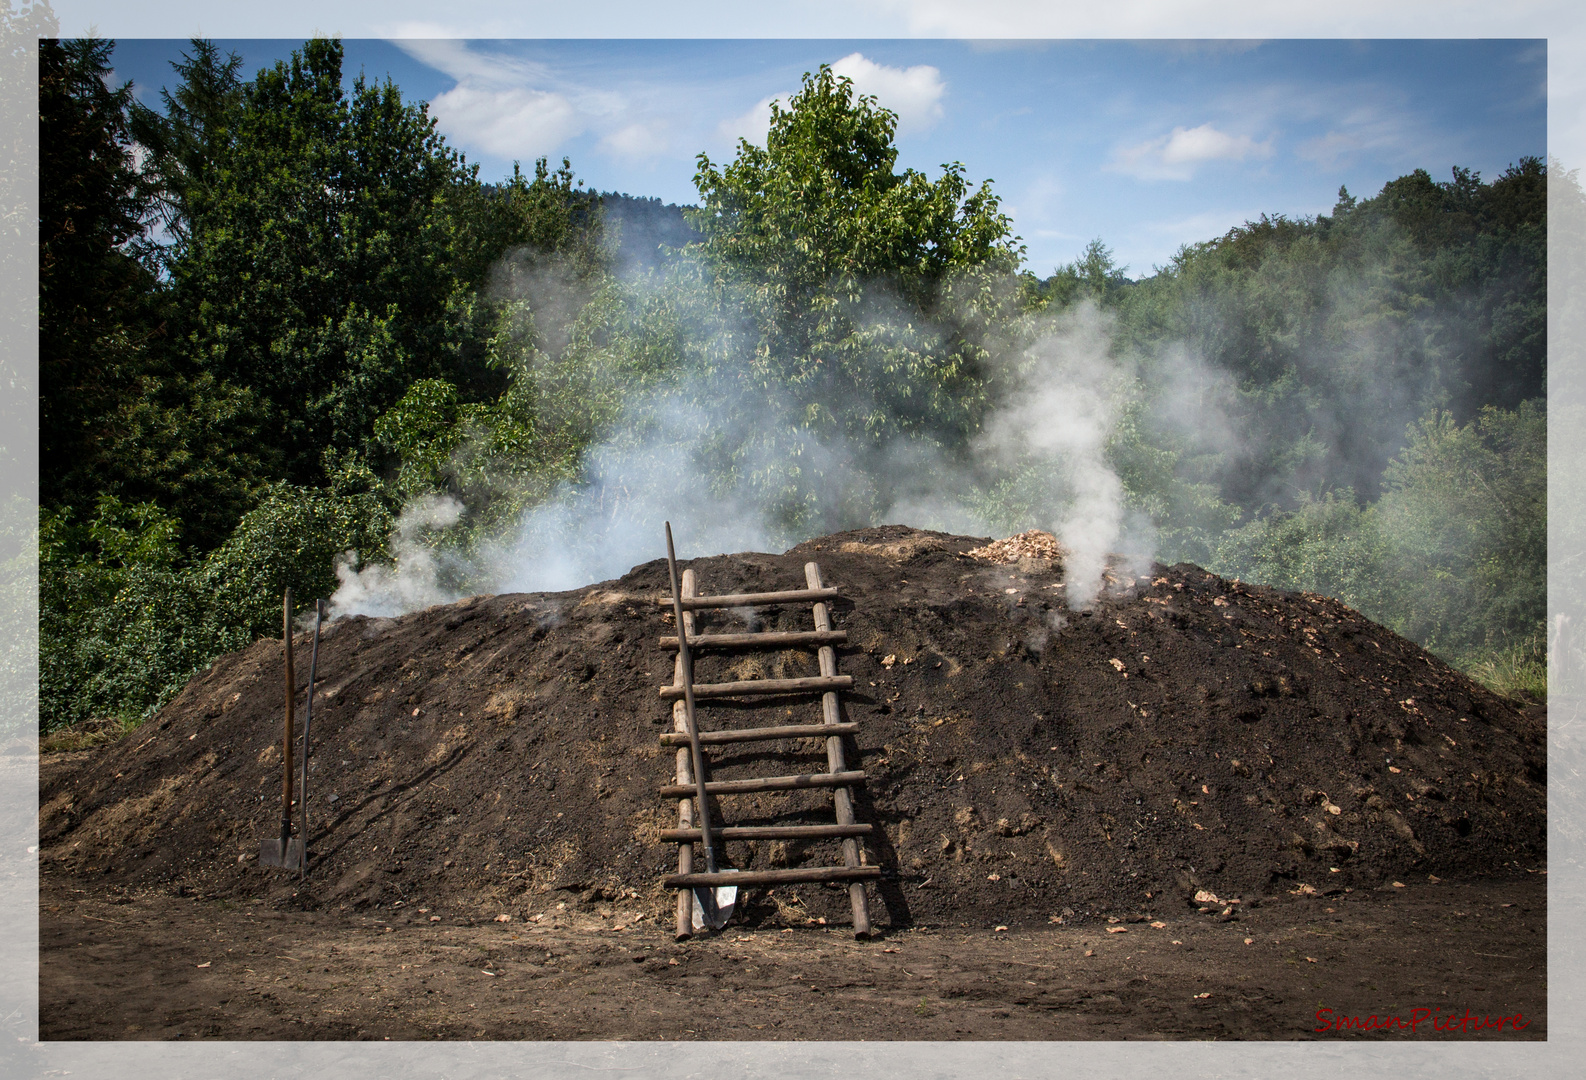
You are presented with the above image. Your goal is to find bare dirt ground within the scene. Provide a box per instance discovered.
[40,871,1543,1041]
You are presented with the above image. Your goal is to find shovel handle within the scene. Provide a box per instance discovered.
[281,589,295,840]
[299,598,324,878]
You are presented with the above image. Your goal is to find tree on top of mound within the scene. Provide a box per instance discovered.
[688,66,1022,452]
[667,67,1024,535]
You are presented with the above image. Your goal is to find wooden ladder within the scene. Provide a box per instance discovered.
[657,561,878,938]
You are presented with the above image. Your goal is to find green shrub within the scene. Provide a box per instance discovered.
[39,484,393,733]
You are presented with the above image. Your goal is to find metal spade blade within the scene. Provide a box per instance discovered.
[259,837,304,869]
[691,872,738,932]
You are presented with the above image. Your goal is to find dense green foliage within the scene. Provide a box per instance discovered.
[39,39,162,510]
[678,68,1023,532]
[39,41,1552,732]
[37,38,600,728]
[1078,164,1548,689]
[1109,163,1545,511]
[1206,403,1545,662]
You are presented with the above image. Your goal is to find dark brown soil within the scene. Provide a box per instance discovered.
[38,871,1545,1040]
[38,525,1547,933]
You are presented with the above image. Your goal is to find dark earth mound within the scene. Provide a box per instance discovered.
[39,526,1546,931]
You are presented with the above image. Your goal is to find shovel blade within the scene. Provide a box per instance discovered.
[259,838,304,870]
[691,883,738,932]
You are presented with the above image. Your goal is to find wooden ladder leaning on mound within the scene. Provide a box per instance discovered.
[656,557,879,939]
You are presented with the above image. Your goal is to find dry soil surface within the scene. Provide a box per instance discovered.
[40,871,1544,1040]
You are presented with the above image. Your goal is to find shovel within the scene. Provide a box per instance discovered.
[261,589,304,871]
[292,599,325,879]
[691,876,738,932]
[665,522,737,930]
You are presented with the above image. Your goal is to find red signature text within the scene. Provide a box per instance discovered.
[1316,1007,1531,1034]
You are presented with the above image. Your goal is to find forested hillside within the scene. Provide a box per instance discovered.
[38,37,1555,735]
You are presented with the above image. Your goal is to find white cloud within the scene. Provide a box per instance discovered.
[392,38,657,162]
[389,33,552,88]
[713,53,946,149]
[718,95,782,147]
[600,122,673,160]
[1111,123,1271,180]
[427,84,584,159]
[1160,123,1262,165]
[829,52,946,134]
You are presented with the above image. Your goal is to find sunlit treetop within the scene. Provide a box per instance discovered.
[691,64,1020,309]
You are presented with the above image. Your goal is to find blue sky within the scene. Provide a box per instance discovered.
[107,38,1546,278]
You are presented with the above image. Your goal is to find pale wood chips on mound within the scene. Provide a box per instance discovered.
[966,529,1069,564]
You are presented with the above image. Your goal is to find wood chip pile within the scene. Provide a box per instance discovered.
[967,529,1069,564]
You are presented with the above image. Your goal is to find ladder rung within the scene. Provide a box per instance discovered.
[659,675,852,700]
[660,823,873,842]
[658,629,848,651]
[658,587,841,611]
[659,770,866,797]
[659,722,859,746]
[664,865,881,889]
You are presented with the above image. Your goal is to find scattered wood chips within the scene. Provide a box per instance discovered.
[966,529,1069,564]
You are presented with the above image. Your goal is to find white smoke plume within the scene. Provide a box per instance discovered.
[974,302,1138,606]
[481,389,780,594]
[329,264,1154,615]
[329,495,466,618]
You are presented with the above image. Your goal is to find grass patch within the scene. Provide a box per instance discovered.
[39,714,139,753]
[1458,633,1547,705]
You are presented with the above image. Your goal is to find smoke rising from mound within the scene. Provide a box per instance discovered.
[329,494,466,619]
[329,264,1163,613]
[336,209,1501,621]
[973,302,1140,603]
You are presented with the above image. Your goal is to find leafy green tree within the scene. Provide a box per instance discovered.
[693,66,1017,309]
[91,372,283,552]
[169,38,482,484]
[1209,490,1389,613]
[39,497,208,730]
[127,39,246,271]
[378,72,1030,545]
[1373,402,1546,658]
[462,157,608,287]
[197,478,394,650]
[39,478,393,732]
[1207,402,1545,686]
[1034,239,1133,310]
[366,156,635,537]
[37,39,281,551]
[1110,160,1545,522]
[680,65,1023,533]
[38,38,160,519]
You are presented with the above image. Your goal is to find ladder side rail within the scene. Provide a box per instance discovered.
[805,561,872,938]
[665,527,718,880]
[671,567,699,940]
